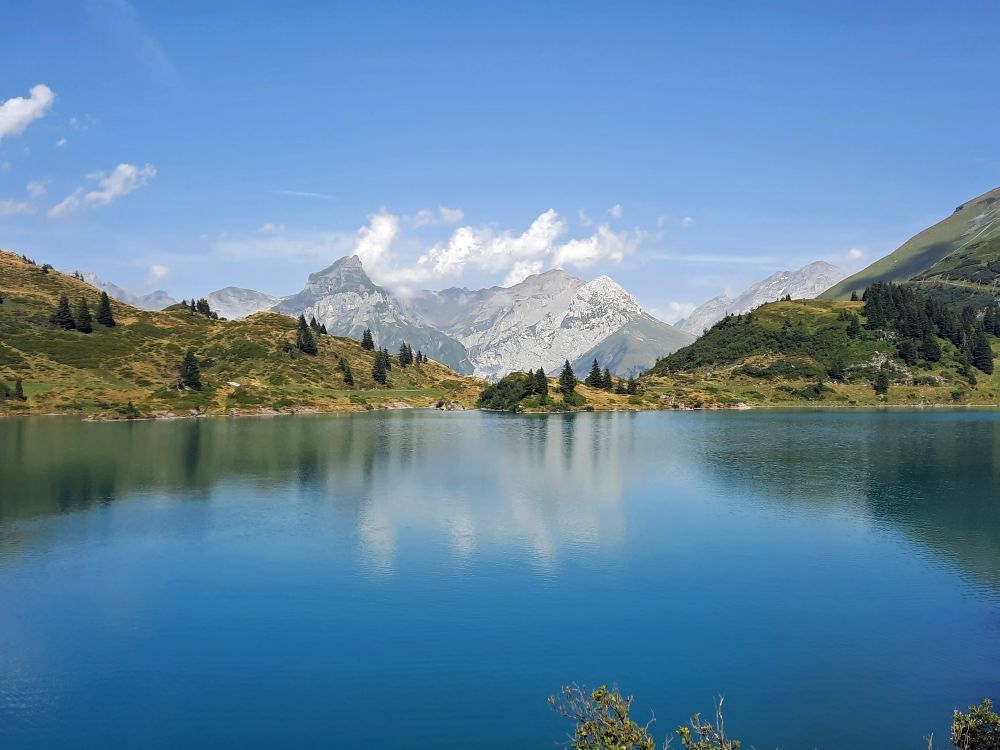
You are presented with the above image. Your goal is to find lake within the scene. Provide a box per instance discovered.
[1,410,998,749]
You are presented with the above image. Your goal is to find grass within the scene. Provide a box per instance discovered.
[0,249,484,418]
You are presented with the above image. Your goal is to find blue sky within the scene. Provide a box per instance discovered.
[2,1,998,320]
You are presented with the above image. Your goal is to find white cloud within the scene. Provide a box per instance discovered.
[681,216,695,228]
[411,206,464,227]
[355,209,401,270]
[552,224,639,269]
[56,137,67,147]
[0,84,55,142]
[847,247,866,261]
[578,208,593,227]
[69,116,79,131]
[49,162,156,217]
[258,222,286,233]
[0,199,34,217]
[26,181,45,198]
[649,301,696,324]
[503,260,544,287]
[608,203,623,219]
[147,263,170,283]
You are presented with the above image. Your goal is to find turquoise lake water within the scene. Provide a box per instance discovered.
[1,410,998,748]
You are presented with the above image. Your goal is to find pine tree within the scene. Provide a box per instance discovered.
[319,323,328,335]
[309,316,320,333]
[179,350,202,390]
[921,330,941,363]
[846,314,861,338]
[372,350,388,384]
[51,294,76,329]
[381,347,392,370]
[972,327,995,374]
[14,378,25,401]
[416,350,424,364]
[96,291,116,327]
[873,366,890,395]
[75,297,93,333]
[361,328,375,350]
[602,367,613,390]
[827,358,846,380]
[399,343,413,366]
[296,315,318,355]
[585,358,602,387]
[534,368,548,400]
[626,377,638,395]
[558,360,576,394]
[850,290,859,302]
[898,339,917,366]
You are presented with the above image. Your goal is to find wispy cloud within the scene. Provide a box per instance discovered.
[26,181,46,198]
[648,301,696,324]
[0,199,34,217]
[608,203,623,219]
[89,0,181,88]
[49,162,157,217]
[411,206,464,227]
[681,216,695,228]
[277,190,338,201]
[0,84,55,142]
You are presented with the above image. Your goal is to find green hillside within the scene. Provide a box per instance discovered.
[643,289,1000,408]
[0,250,482,418]
[821,185,1000,300]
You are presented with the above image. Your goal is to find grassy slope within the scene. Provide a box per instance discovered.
[820,186,1000,300]
[0,250,482,417]
[641,299,1000,408]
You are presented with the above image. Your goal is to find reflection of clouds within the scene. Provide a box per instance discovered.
[344,413,631,574]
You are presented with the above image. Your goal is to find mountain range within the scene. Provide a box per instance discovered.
[74,271,177,311]
[677,261,846,335]
[194,257,694,379]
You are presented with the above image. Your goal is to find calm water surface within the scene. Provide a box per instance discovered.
[1,410,998,749]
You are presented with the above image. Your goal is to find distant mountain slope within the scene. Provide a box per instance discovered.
[204,287,285,320]
[0,250,480,416]
[74,270,177,311]
[272,255,472,374]
[820,186,1000,299]
[679,261,845,335]
[572,313,694,378]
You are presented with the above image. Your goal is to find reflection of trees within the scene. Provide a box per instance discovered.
[693,411,1000,590]
[0,413,636,570]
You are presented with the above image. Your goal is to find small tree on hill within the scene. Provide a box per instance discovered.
[972,327,995,374]
[850,290,859,302]
[14,379,25,401]
[75,297,93,333]
[585,358,603,387]
[179,350,202,390]
[602,367,613,390]
[921,330,942,363]
[296,315,318,355]
[96,291,116,327]
[381,347,392,370]
[559,360,576,394]
[873,365,890,395]
[626,377,639,395]
[51,294,76,329]
[372,350,388,384]
[534,368,548,400]
[399,342,413,366]
[361,328,375,350]
[846,314,861,338]
[898,339,917,366]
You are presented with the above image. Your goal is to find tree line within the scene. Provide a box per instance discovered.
[50,292,116,331]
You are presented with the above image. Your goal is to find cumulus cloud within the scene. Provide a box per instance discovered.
[578,208,593,227]
[552,224,640,269]
[847,247,866,261]
[503,260,544,287]
[0,199,34,217]
[49,163,156,217]
[608,203,623,219]
[0,84,55,141]
[26,181,45,198]
[147,264,170,283]
[681,216,695,228]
